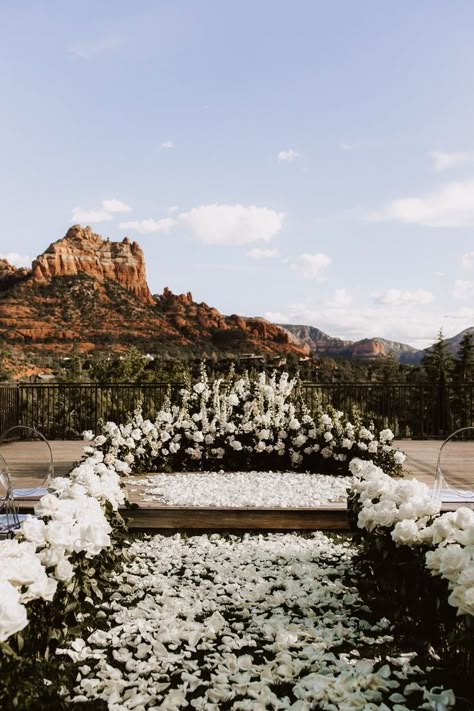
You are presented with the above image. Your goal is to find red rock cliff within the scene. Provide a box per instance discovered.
[31,225,153,304]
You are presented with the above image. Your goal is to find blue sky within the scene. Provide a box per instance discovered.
[2,1,474,348]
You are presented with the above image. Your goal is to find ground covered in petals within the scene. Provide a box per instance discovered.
[60,532,455,710]
[131,472,349,507]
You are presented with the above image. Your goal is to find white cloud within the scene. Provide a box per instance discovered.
[290,253,331,280]
[168,206,179,213]
[372,179,474,227]
[161,140,174,149]
[270,300,469,349]
[101,199,132,213]
[247,248,279,259]
[119,218,177,234]
[71,207,112,223]
[71,198,132,224]
[179,204,285,245]
[277,149,300,162]
[70,35,124,60]
[330,288,352,307]
[0,252,31,268]
[432,150,474,172]
[339,142,357,152]
[372,288,434,306]
[453,280,474,300]
[461,252,474,270]
[264,311,290,323]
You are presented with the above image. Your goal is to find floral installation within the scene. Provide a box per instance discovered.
[348,458,441,540]
[0,450,130,647]
[423,507,474,617]
[58,531,456,710]
[84,369,406,477]
[348,459,474,636]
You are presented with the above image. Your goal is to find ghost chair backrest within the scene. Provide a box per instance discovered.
[0,425,54,499]
[434,426,474,501]
[0,451,20,536]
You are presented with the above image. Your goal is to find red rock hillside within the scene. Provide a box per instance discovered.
[0,226,309,375]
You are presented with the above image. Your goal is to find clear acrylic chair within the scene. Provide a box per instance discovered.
[0,451,21,537]
[434,426,474,503]
[0,426,54,501]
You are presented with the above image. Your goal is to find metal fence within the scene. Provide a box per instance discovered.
[1,381,474,439]
[0,383,182,439]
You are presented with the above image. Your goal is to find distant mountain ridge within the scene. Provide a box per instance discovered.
[281,325,425,364]
[1,225,473,378]
[0,226,309,377]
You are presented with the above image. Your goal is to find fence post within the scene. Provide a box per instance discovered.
[16,384,21,428]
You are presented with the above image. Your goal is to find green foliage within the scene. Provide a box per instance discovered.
[421,328,455,383]
[455,331,474,382]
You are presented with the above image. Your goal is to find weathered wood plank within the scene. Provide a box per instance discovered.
[124,506,350,530]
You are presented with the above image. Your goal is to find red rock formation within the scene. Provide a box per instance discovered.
[31,225,153,304]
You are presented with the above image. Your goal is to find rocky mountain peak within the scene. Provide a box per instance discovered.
[31,225,153,304]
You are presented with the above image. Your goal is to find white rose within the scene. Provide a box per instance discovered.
[294,434,307,447]
[55,559,74,582]
[39,546,66,568]
[21,516,46,545]
[391,520,420,545]
[370,500,398,528]
[25,575,58,602]
[0,581,28,642]
[45,521,75,549]
[448,585,474,616]
[193,382,206,394]
[394,450,406,464]
[35,494,61,518]
[453,507,474,529]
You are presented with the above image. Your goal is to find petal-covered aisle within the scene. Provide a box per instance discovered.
[60,533,454,710]
[133,472,349,507]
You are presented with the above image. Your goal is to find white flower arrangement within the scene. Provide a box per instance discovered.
[349,457,474,619]
[0,452,130,644]
[86,370,406,477]
[349,458,441,538]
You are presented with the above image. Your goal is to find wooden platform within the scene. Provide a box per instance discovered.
[5,439,474,531]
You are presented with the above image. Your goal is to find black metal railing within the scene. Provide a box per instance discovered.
[0,385,19,435]
[0,383,182,439]
[1,381,474,439]
[298,382,474,438]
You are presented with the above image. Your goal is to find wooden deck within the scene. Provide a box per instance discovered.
[4,439,474,530]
